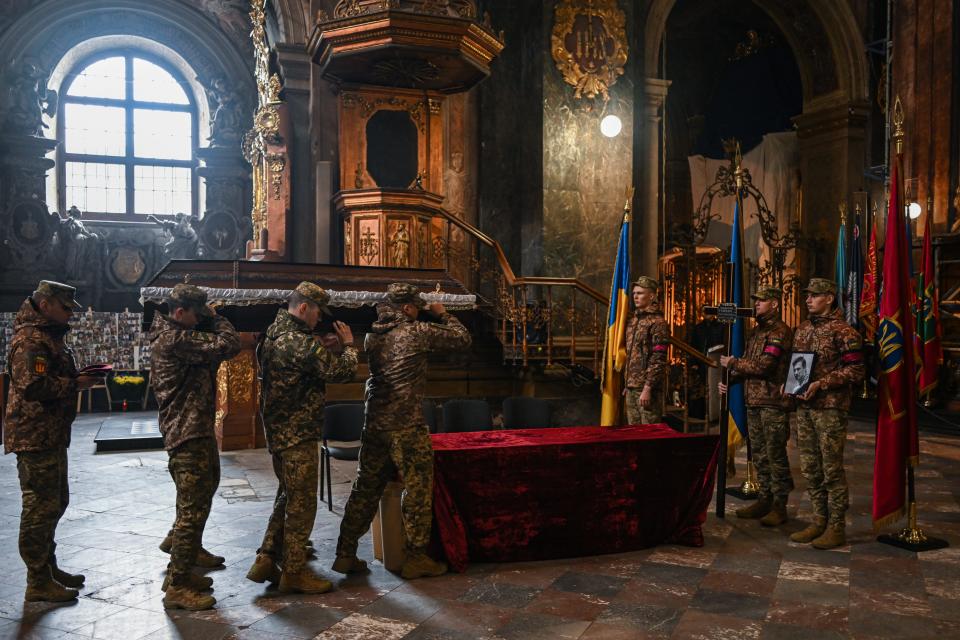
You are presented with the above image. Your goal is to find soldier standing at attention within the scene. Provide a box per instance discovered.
[623,276,670,424]
[719,286,794,526]
[5,281,99,602]
[332,283,471,579]
[149,284,241,610]
[246,282,358,593]
[788,278,864,550]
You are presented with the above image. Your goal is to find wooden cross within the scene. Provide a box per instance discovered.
[701,301,754,519]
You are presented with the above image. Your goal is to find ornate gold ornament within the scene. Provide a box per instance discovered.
[551,0,628,100]
[342,92,427,132]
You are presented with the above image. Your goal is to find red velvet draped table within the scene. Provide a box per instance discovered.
[431,424,719,572]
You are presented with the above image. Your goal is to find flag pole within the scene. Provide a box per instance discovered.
[736,177,758,499]
[876,97,947,552]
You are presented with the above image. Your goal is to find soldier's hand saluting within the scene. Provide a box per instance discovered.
[333,320,354,347]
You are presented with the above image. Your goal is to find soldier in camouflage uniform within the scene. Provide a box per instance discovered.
[623,276,670,424]
[149,284,241,610]
[720,286,794,526]
[332,283,471,579]
[5,281,99,602]
[246,282,358,594]
[787,278,864,549]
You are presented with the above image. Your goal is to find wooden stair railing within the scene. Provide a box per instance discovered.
[431,208,608,371]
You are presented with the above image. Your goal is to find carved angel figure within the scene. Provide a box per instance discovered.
[150,212,200,259]
[57,206,101,279]
[207,76,244,147]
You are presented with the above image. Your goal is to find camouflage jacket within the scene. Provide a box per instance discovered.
[3,299,79,454]
[729,311,793,409]
[792,307,865,411]
[624,305,670,390]
[259,309,358,453]
[364,305,471,431]
[148,313,241,451]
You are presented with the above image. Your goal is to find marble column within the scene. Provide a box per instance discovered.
[635,78,670,278]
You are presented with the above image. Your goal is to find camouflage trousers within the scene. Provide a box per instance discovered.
[747,407,793,503]
[167,437,220,586]
[17,447,69,581]
[796,407,849,526]
[624,388,664,425]
[258,440,318,573]
[336,427,434,557]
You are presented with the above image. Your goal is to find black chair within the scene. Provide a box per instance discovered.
[422,399,439,433]
[440,399,493,433]
[502,396,552,429]
[321,403,365,511]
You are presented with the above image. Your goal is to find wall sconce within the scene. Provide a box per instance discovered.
[908,202,922,219]
[600,114,622,138]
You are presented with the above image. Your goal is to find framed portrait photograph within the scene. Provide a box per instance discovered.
[785,351,816,396]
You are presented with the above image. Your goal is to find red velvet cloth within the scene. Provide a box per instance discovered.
[431,424,719,572]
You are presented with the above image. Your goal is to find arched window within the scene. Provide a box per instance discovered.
[57,50,198,219]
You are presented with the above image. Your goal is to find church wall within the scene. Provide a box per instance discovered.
[541,1,634,294]
[892,0,955,232]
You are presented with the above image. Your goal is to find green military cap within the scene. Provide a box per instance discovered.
[632,276,660,291]
[294,281,332,315]
[387,282,426,308]
[751,286,782,301]
[802,278,837,295]
[35,280,81,310]
[169,283,214,317]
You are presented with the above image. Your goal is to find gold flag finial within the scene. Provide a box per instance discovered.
[893,96,905,155]
[623,185,634,222]
[839,201,848,225]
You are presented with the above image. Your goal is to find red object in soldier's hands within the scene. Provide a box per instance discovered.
[320,333,340,350]
[79,364,112,376]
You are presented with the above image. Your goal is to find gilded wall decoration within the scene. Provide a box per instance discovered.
[551,0,628,100]
[109,247,147,285]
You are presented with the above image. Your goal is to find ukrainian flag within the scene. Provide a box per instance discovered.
[728,198,748,449]
[600,209,631,426]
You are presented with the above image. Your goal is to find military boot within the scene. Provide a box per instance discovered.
[760,502,788,527]
[159,533,225,568]
[24,568,79,603]
[401,552,447,580]
[735,498,771,519]
[331,555,368,574]
[246,553,281,584]
[278,569,333,594]
[789,518,827,543]
[811,524,846,550]
[162,585,216,611]
[161,573,213,592]
[50,564,85,589]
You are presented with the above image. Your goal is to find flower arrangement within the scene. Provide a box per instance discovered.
[112,375,145,385]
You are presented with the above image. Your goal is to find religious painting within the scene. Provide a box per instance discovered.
[784,351,815,396]
[551,0,628,99]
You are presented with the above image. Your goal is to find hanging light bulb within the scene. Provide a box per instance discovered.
[908,202,922,219]
[600,114,622,138]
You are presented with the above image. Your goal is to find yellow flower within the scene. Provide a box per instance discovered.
[113,375,145,385]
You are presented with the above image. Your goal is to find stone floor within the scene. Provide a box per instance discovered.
[0,413,958,639]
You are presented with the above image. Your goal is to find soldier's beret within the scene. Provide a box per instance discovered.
[293,281,332,316]
[751,286,782,301]
[802,278,837,295]
[632,276,660,292]
[387,282,426,308]
[169,283,213,317]
[34,280,81,310]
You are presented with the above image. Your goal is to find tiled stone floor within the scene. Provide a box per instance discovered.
[0,412,958,639]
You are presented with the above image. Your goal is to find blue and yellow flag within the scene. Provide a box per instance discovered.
[600,210,631,426]
[727,198,747,449]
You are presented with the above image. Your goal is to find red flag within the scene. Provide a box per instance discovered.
[916,214,943,395]
[873,162,919,528]
[860,219,879,344]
